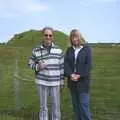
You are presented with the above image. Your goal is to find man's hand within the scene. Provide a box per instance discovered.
[36,61,47,71]
[60,80,64,89]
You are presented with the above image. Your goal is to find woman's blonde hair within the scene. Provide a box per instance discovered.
[69,29,86,46]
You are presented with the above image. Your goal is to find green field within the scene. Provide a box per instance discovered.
[0,30,120,120]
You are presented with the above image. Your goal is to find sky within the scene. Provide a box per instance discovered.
[0,0,119,43]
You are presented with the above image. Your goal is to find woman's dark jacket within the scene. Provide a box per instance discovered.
[64,44,92,93]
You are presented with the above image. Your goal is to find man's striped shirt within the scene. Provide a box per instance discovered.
[28,42,64,86]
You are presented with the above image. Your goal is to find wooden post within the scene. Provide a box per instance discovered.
[13,60,20,111]
[0,67,2,95]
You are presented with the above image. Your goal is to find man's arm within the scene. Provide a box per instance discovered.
[60,51,64,85]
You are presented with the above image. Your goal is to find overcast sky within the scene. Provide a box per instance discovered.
[0,0,119,43]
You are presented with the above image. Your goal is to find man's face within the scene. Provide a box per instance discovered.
[43,29,53,46]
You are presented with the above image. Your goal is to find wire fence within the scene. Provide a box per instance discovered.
[0,111,39,120]
[0,59,120,120]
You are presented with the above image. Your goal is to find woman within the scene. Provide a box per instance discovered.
[64,29,92,120]
[28,27,64,120]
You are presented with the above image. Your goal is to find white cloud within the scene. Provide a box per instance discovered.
[96,0,117,2]
[0,0,49,18]
[80,0,117,6]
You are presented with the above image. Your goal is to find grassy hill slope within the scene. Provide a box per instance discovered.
[0,30,120,120]
[7,29,68,50]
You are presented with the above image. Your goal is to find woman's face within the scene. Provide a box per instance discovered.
[71,34,80,46]
[43,29,53,46]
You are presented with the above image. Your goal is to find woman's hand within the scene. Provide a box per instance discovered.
[71,73,80,81]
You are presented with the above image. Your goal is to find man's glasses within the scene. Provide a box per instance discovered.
[44,34,53,37]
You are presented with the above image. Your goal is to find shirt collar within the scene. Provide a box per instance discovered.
[72,45,83,50]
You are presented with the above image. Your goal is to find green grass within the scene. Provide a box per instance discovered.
[0,30,120,119]
[1,45,120,120]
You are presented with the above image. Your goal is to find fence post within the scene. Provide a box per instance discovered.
[0,67,3,95]
[32,112,35,120]
[13,60,20,111]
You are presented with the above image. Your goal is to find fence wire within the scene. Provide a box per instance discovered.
[0,59,120,120]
